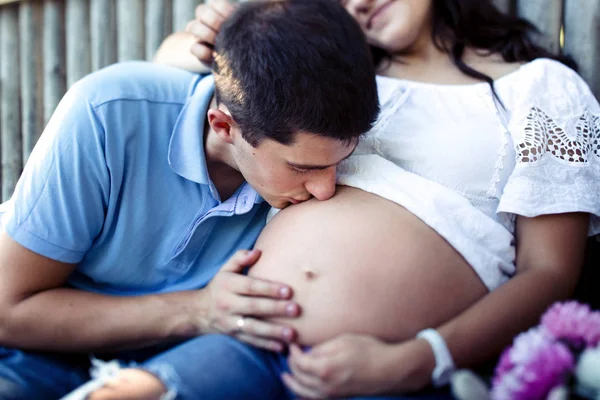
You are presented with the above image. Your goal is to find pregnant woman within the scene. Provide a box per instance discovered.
[86,0,600,399]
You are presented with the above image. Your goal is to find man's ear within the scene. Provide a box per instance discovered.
[207,105,238,144]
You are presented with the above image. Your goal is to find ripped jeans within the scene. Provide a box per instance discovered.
[3,335,455,400]
[0,343,181,399]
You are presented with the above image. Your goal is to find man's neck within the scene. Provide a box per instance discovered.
[203,96,245,201]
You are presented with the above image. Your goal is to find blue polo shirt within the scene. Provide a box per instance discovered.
[1,62,270,296]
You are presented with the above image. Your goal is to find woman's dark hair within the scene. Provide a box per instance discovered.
[372,0,577,100]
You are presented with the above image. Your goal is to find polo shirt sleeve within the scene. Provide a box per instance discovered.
[4,81,109,263]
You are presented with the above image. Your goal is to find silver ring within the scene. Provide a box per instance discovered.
[236,317,245,332]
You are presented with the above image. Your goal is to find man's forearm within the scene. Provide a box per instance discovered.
[0,287,206,352]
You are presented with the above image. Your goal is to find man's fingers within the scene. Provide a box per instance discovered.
[220,249,261,273]
[223,288,299,318]
[233,316,296,342]
[224,273,292,300]
[236,332,286,352]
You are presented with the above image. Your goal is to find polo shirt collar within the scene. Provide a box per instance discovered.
[168,74,264,206]
[168,74,215,185]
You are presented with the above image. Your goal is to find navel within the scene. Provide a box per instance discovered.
[302,266,318,280]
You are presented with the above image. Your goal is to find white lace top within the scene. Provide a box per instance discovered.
[338,58,600,290]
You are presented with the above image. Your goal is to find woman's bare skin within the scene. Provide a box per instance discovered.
[88,187,487,399]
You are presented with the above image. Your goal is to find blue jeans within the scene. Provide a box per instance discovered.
[0,335,455,399]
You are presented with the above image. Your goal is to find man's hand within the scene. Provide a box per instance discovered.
[187,0,235,64]
[204,249,300,352]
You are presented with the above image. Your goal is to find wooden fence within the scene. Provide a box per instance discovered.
[0,0,201,201]
[0,0,599,201]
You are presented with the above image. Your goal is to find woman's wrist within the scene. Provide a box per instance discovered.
[381,338,436,393]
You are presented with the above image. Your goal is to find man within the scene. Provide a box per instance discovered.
[0,0,379,398]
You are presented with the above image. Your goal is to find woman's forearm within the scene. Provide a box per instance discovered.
[153,32,211,73]
[381,268,580,393]
[438,267,579,369]
[397,212,589,390]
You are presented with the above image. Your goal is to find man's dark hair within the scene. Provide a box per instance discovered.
[212,0,379,147]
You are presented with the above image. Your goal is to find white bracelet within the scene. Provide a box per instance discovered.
[416,328,456,387]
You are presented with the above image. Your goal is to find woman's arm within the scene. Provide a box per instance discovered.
[153,32,210,73]
[389,212,590,390]
[435,212,589,368]
[153,0,235,71]
[283,212,589,397]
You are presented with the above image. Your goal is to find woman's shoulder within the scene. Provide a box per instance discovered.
[513,58,579,81]
[497,57,585,92]
[500,58,598,115]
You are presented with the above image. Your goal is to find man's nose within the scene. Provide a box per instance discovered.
[305,168,337,201]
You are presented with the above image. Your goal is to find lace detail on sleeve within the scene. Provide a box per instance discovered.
[517,107,600,164]
[499,60,600,235]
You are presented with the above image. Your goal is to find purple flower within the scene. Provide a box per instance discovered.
[491,328,574,400]
[541,301,600,348]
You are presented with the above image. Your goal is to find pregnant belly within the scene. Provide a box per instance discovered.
[249,186,487,346]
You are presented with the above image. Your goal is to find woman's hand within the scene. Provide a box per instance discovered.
[282,334,434,398]
[187,0,235,63]
[204,249,300,352]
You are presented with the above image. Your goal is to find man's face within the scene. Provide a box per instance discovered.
[232,131,357,209]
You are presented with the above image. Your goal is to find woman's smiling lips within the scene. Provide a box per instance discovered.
[367,1,394,30]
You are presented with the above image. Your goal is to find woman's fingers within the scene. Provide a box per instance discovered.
[194,0,235,33]
[282,373,323,400]
[190,41,214,64]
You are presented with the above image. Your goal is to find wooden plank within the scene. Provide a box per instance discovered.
[66,0,91,87]
[1,4,22,201]
[564,0,600,100]
[516,0,563,54]
[116,0,144,61]
[172,0,197,33]
[145,0,171,60]
[90,0,116,70]
[492,0,515,14]
[43,0,66,126]
[19,0,43,162]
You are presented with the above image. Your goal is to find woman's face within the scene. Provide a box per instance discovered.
[341,0,434,53]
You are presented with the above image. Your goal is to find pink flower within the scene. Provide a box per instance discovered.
[541,301,600,348]
[491,328,574,400]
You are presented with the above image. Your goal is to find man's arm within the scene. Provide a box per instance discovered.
[0,234,297,352]
[0,232,195,351]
